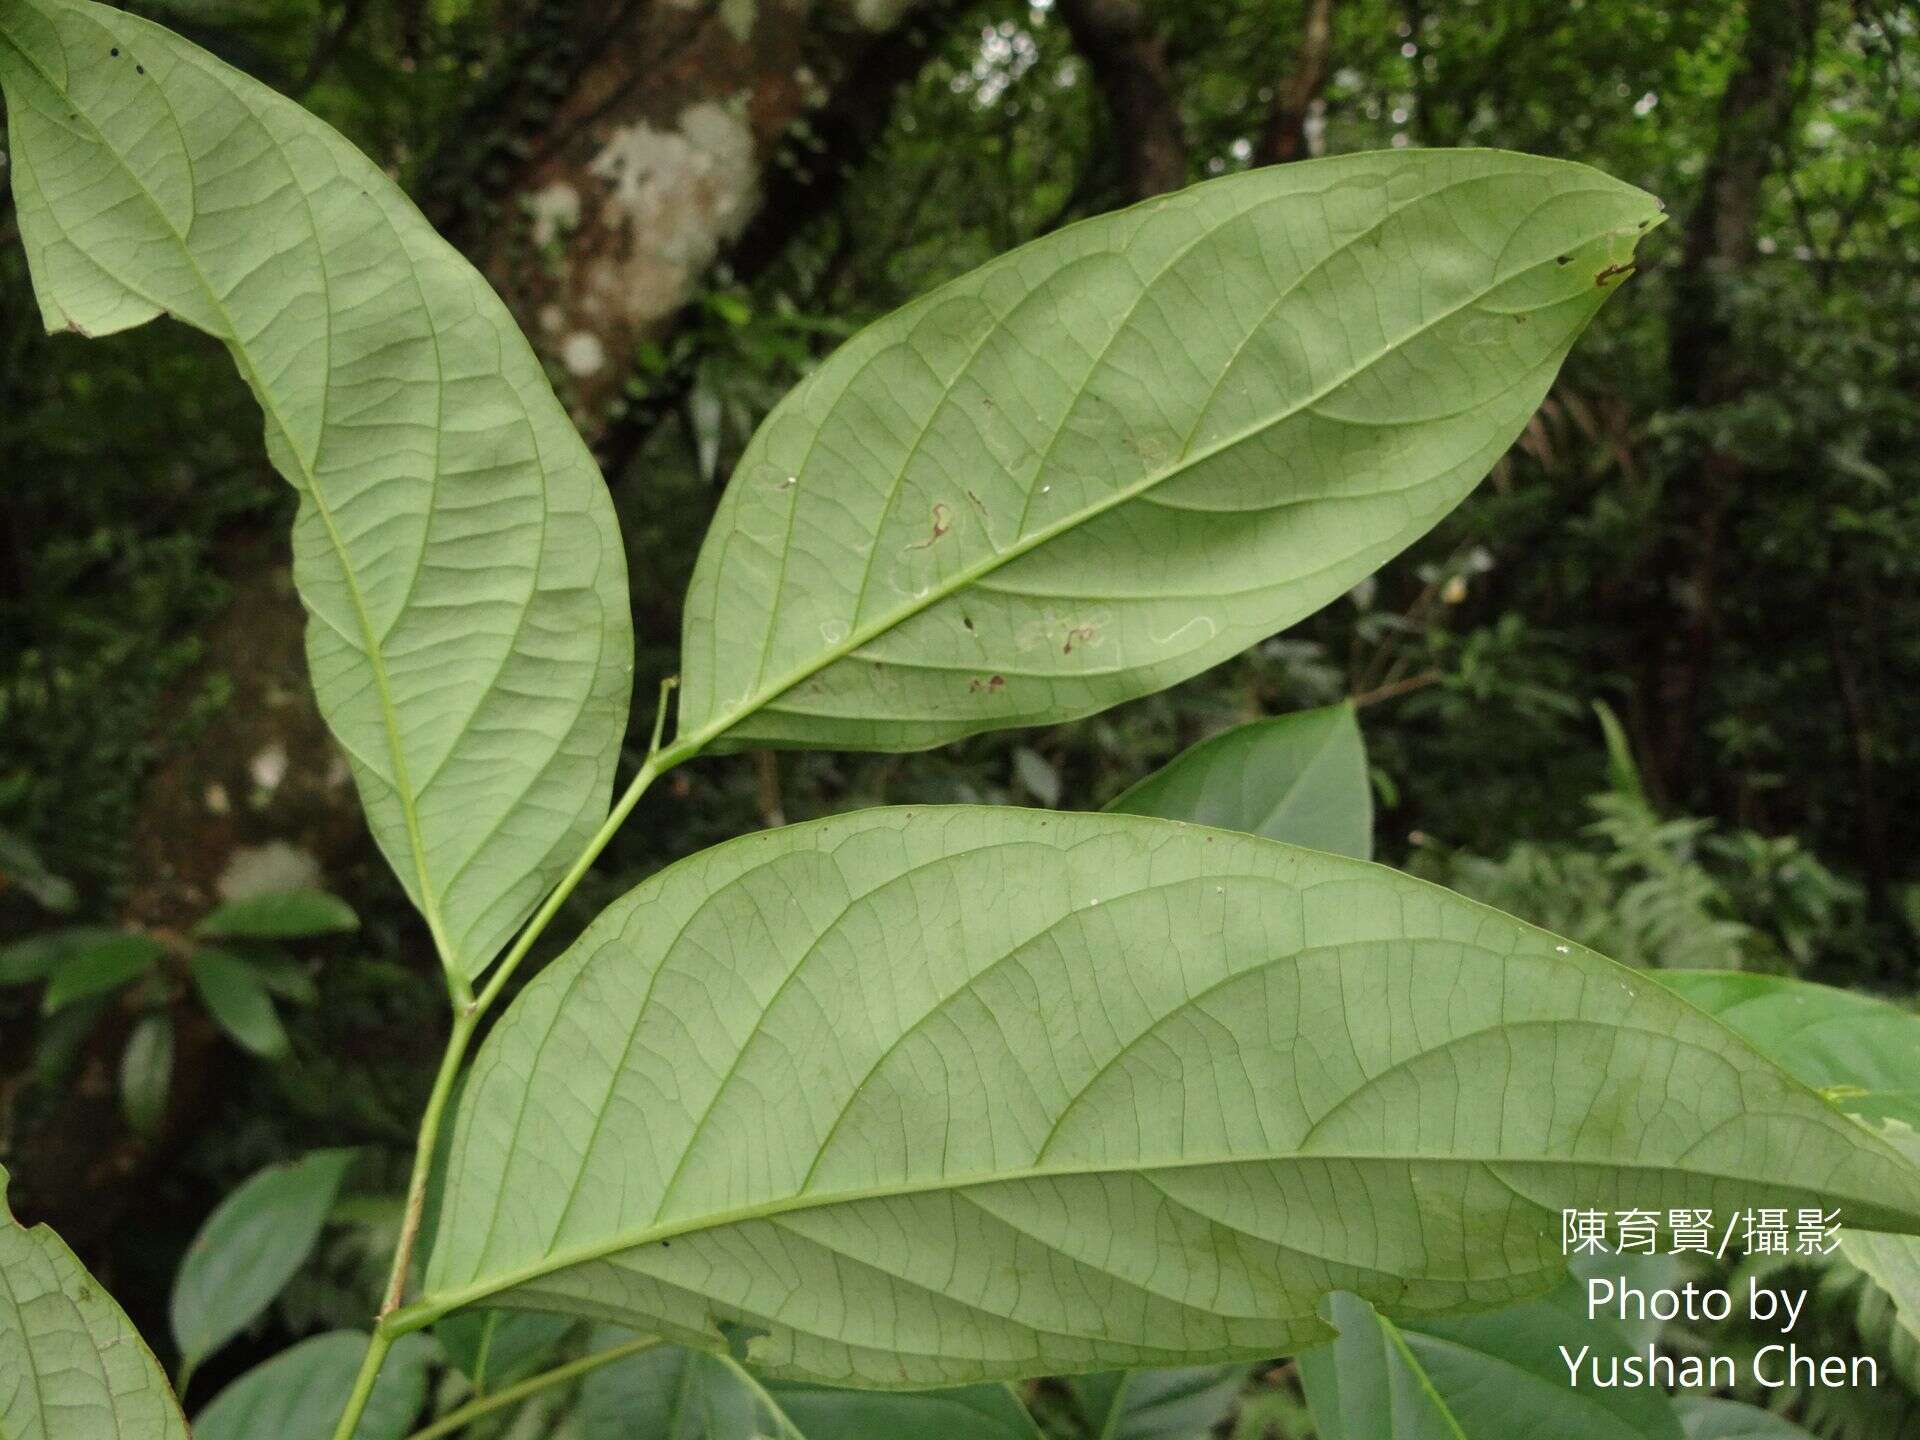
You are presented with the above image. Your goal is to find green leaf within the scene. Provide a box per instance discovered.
[244,950,322,1005]
[578,1339,1043,1439]
[0,823,76,912]
[0,0,633,981]
[1655,970,1920,1129]
[0,925,122,986]
[675,151,1659,754]
[421,807,1920,1386]
[433,1308,574,1390]
[1674,1398,1816,1440]
[195,889,358,941]
[193,1331,433,1440]
[119,1011,173,1137]
[0,1163,190,1439]
[189,948,291,1058]
[1105,703,1371,858]
[1066,1365,1248,1440]
[40,931,163,1013]
[1298,1283,1683,1440]
[170,1148,357,1374]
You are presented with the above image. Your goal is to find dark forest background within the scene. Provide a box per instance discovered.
[2,1,1917,1433]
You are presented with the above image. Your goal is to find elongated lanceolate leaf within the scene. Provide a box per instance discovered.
[0,1164,189,1440]
[1298,1271,1682,1440]
[1066,1364,1247,1440]
[171,1148,357,1375]
[421,808,1920,1387]
[1106,703,1371,857]
[677,150,1660,753]
[579,1338,1042,1439]
[193,1332,433,1440]
[0,0,632,979]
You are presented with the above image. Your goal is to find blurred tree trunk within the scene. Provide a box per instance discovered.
[1258,0,1335,163]
[421,0,956,447]
[1641,0,1820,804]
[1055,0,1187,200]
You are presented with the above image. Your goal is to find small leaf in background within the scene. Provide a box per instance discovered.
[433,1309,575,1392]
[1662,970,1920,1363]
[171,1149,358,1380]
[1012,746,1061,808]
[1299,1267,1684,1440]
[0,925,123,986]
[120,1011,174,1138]
[241,949,321,1006]
[1105,703,1372,858]
[194,889,358,941]
[1654,970,1920,1130]
[40,931,164,1014]
[189,949,290,1058]
[578,1336,1043,1439]
[0,823,77,912]
[0,1162,190,1439]
[1066,1365,1248,1440]
[1674,1397,1817,1439]
[193,1331,433,1440]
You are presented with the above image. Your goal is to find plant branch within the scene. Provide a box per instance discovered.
[378,1004,477,1321]
[403,1335,662,1440]
[328,1330,396,1440]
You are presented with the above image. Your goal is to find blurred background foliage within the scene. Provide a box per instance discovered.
[2,0,1917,1433]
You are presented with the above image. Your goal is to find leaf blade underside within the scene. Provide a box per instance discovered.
[0,1164,189,1440]
[422,808,1920,1387]
[678,150,1660,754]
[0,0,632,979]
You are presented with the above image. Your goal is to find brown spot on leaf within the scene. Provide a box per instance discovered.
[906,502,951,550]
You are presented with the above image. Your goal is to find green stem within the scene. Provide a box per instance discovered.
[337,676,700,1440]
[403,1335,662,1440]
[377,1004,478,1321]
[328,1329,396,1440]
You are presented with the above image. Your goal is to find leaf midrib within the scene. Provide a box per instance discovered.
[410,1143,1882,1328]
[0,6,457,969]
[688,191,1628,751]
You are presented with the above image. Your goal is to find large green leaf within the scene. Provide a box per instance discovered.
[0,1164,189,1440]
[579,1339,1042,1439]
[170,1148,357,1377]
[1065,1365,1248,1440]
[1299,1282,1682,1440]
[0,0,632,980]
[192,1332,433,1440]
[676,150,1659,754]
[419,808,1920,1387]
[1105,703,1371,858]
